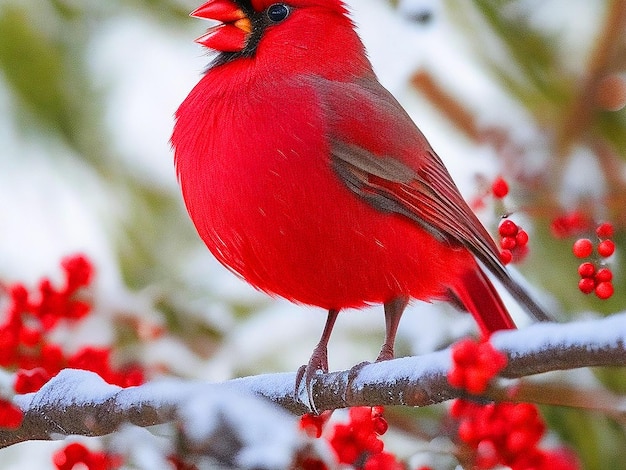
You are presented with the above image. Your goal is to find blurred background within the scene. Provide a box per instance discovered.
[0,0,625,468]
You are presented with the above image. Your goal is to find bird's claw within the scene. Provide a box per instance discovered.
[342,360,370,403]
[375,344,395,362]
[295,349,329,414]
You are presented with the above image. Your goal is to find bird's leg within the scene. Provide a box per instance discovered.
[345,297,409,404]
[376,296,409,361]
[295,308,340,412]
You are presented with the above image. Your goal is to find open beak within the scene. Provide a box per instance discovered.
[191,0,252,52]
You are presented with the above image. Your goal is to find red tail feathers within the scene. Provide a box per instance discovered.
[452,268,516,336]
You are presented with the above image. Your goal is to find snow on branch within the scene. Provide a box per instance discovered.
[1,312,625,449]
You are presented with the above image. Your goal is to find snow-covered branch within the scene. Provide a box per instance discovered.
[2,312,625,449]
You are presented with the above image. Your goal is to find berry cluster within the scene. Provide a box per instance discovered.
[573,222,615,299]
[0,255,93,373]
[451,400,578,469]
[550,211,592,239]
[0,255,214,470]
[0,253,146,470]
[329,407,390,466]
[0,255,95,431]
[470,176,532,266]
[497,219,529,265]
[299,407,402,469]
[447,338,508,394]
[447,338,580,470]
[0,255,145,401]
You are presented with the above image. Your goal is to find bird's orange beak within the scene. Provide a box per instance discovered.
[191,0,252,52]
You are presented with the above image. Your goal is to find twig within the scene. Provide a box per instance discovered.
[555,0,626,158]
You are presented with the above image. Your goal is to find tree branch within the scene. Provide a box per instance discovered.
[2,312,625,449]
[554,0,626,157]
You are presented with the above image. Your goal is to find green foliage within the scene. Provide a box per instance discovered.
[0,5,88,144]
[542,405,626,470]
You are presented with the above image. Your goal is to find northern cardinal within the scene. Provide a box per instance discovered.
[172,0,549,398]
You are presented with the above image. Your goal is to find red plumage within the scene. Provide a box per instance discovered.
[173,0,548,390]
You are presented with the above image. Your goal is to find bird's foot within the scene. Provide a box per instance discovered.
[343,346,395,403]
[295,346,329,414]
[342,360,371,404]
[375,343,394,362]
[295,309,339,413]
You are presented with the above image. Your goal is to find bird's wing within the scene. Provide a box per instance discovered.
[318,77,500,269]
[316,76,550,322]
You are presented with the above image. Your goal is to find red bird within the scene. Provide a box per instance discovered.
[172,0,549,396]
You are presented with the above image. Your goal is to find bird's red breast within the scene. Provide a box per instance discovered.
[172,0,552,334]
[174,61,477,310]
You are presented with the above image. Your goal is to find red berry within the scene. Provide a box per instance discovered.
[578,262,596,278]
[447,367,466,389]
[506,429,535,453]
[578,277,596,294]
[372,416,388,435]
[449,399,470,418]
[0,399,23,429]
[53,442,92,470]
[300,412,331,438]
[14,367,52,394]
[500,236,517,250]
[498,219,518,237]
[363,434,384,454]
[572,238,593,258]
[597,239,615,257]
[457,419,477,443]
[596,222,614,239]
[18,327,42,347]
[500,250,513,265]
[508,403,538,424]
[491,176,509,198]
[595,282,614,299]
[515,229,529,247]
[464,370,491,394]
[61,254,94,291]
[40,344,65,375]
[364,452,402,470]
[595,267,613,282]
[451,339,479,364]
[542,447,583,470]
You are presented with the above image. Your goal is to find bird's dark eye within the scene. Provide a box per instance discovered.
[267,3,290,23]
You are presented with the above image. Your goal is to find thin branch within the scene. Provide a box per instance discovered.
[488,381,626,423]
[1,312,625,449]
[555,0,626,157]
